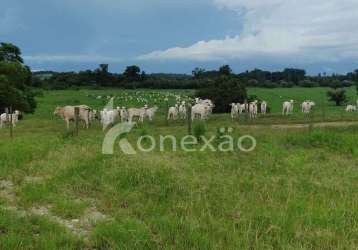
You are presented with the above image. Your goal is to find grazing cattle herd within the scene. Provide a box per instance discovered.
[2,94,358,130]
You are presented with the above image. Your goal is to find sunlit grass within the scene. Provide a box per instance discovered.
[0,88,357,249]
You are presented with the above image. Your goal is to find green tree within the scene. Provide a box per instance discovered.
[219,65,232,76]
[95,64,111,86]
[0,43,36,113]
[123,65,141,81]
[99,64,108,73]
[327,88,347,106]
[140,71,147,81]
[0,42,23,63]
[192,67,206,78]
[196,76,247,113]
[329,79,342,89]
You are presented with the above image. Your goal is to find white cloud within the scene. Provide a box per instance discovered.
[138,0,358,63]
[23,54,122,63]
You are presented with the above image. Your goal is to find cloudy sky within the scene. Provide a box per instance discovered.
[1,0,357,74]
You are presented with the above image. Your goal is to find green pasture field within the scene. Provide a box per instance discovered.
[249,87,358,123]
[27,86,358,124]
[0,88,357,249]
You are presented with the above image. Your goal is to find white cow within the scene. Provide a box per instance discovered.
[195,98,214,109]
[119,107,128,122]
[145,106,159,121]
[346,105,356,112]
[249,101,258,119]
[127,107,147,123]
[238,104,246,114]
[54,105,91,129]
[301,101,315,113]
[261,101,267,115]
[230,103,240,119]
[178,103,187,119]
[168,105,179,120]
[282,100,294,115]
[101,109,119,131]
[0,111,20,128]
[89,109,97,123]
[199,99,214,116]
[191,103,212,120]
[238,102,249,114]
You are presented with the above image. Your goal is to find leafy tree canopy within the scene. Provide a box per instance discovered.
[196,76,247,113]
[327,88,347,106]
[0,42,23,63]
[123,65,141,80]
[0,42,36,113]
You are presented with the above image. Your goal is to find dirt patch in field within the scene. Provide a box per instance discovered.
[23,176,46,184]
[0,180,16,203]
[0,179,112,240]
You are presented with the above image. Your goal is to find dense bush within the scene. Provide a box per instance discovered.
[196,76,247,113]
[299,80,319,88]
[0,43,37,113]
[327,88,347,106]
[193,121,207,143]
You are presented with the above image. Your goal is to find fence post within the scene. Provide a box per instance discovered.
[5,107,13,139]
[74,107,80,135]
[187,103,192,135]
[244,100,249,124]
[321,92,326,122]
[165,98,169,126]
[308,108,314,133]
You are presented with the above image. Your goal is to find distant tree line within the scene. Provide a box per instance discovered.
[33,64,358,90]
[32,65,207,90]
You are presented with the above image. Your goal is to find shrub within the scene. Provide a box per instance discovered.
[0,60,37,113]
[299,80,318,88]
[193,121,207,143]
[196,76,247,113]
[327,88,347,106]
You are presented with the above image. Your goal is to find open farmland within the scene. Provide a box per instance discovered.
[0,88,358,249]
[28,86,358,124]
[249,87,358,123]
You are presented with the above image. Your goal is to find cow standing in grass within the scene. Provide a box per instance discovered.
[249,101,258,119]
[192,100,214,120]
[282,100,294,115]
[100,108,120,131]
[54,105,91,129]
[178,102,186,119]
[0,110,20,128]
[127,107,147,123]
[230,103,240,119]
[261,101,267,115]
[168,104,179,120]
[119,107,128,122]
[346,105,356,112]
[302,101,315,114]
[145,106,159,121]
